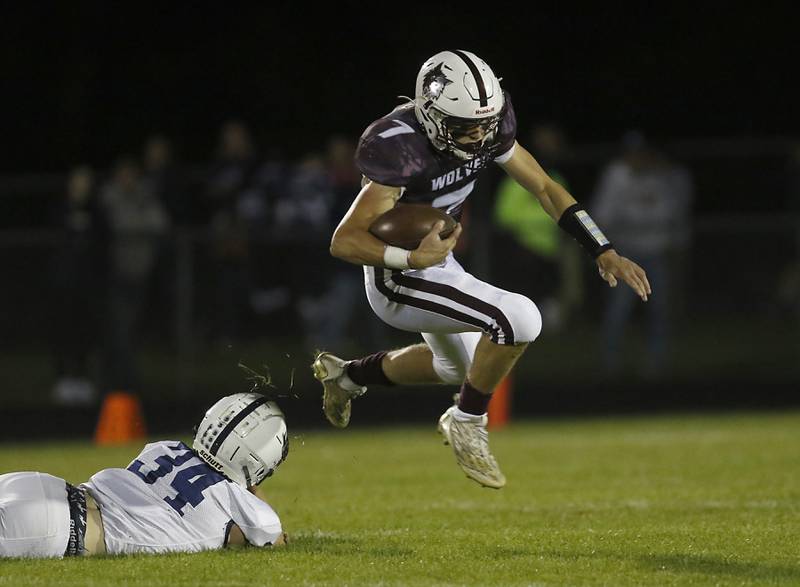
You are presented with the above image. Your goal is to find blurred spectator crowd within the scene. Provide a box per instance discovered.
[492,125,695,381]
[49,120,373,404]
[54,119,796,404]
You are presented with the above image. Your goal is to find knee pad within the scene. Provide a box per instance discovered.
[502,294,542,344]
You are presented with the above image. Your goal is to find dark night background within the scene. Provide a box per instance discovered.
[3,5,795,172]
[1,3,798,438]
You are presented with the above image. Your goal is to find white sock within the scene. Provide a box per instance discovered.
[452,406,486,423]
[338,365,364,393]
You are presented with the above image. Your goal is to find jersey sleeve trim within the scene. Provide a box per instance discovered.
[360,172,407,188]
[494,142,516,164]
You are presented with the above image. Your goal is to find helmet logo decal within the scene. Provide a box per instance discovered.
[422,62,453,102]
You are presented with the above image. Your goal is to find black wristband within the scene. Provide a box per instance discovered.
[557,204,613,258]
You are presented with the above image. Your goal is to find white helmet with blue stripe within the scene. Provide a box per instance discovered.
[193,393,288,487]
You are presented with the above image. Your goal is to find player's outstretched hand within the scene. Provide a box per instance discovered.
[596,249,651,301]
[409,221,462,269]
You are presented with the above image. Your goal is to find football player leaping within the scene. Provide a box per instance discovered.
[313,50,650,489]
[0,393,288,558]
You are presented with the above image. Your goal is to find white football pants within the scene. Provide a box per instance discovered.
[364,254,542,384]
[0,472,71,558]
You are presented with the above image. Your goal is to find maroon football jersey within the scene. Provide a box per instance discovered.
[355,94,517,220]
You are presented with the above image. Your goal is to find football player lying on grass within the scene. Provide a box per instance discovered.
[0,393,289,558]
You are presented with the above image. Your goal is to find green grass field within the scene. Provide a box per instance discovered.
[1,411,798,586]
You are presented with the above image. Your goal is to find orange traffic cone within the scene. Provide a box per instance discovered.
[94,391,147,445]
[488,375,512,429]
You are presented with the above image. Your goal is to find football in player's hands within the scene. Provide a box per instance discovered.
[368,204,457,249]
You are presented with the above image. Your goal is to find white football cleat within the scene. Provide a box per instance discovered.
[312,351,366,428]
[438,405,506,489]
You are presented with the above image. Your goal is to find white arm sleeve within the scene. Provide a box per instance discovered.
[493,142,516,164]
[227,484,283,547]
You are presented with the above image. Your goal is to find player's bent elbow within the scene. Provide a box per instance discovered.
[330,227,362,262]
[329,238,353,261]
[329,232,348,259]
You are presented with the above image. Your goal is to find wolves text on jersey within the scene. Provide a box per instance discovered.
[430,155,491,191]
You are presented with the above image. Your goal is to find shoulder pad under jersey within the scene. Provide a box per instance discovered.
[493,92,517,160]
[355,105,432,187]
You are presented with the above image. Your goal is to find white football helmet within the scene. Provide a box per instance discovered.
[193,393,288,487]
[414,50,506,160]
